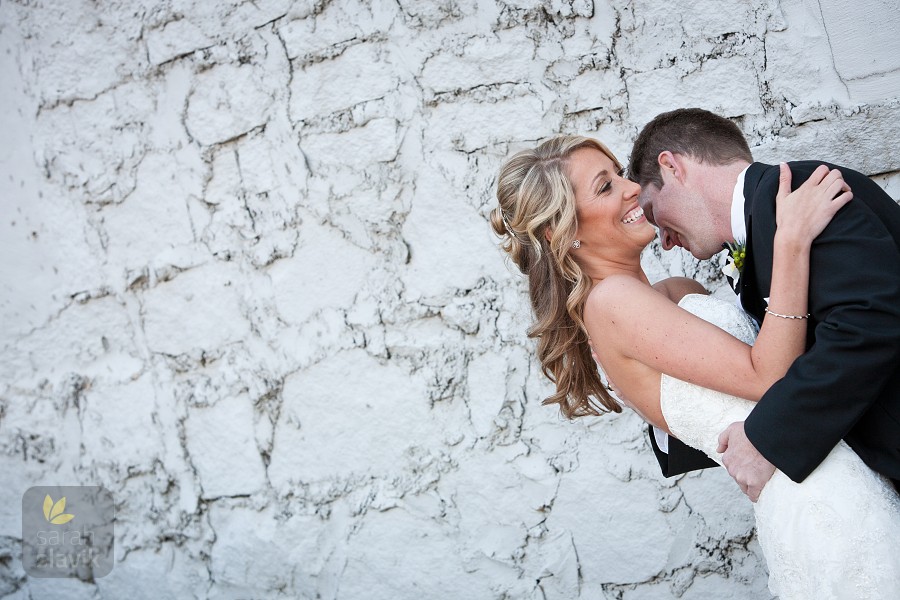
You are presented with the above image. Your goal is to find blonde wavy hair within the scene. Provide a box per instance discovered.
[490,135,622,418]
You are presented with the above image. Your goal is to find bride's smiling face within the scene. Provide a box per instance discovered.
[567,147,655,254]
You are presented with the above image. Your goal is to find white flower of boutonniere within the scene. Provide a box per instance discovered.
[722,239,747,284]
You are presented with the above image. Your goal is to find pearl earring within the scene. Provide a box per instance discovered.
[572,240,581,249]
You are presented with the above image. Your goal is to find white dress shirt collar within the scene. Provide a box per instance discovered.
[731,165,749,242]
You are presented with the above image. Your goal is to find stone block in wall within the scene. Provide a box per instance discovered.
[302,118,402,168]
[277,1,397,62]
[425,95,546,152]
[205,146,244,206]
[100,152,198,272]
[79,376,162,474]
[627,56,762,127]
[395,0,477,28]
[184,395,267,498]
[22,575,104,600]
[564,67,627,114]
[9,295,142,388]
[290,43,400,121]
[8,2,145,106]
[420,31,536,95]
[198,129,304,266]
[763,0,848,110]
[465,350,510,438]
[543,446,670,584]
[267,349,437,488]
[439,450,558,558]
[520,528,581,598]
[94,544,210,599]
[400,158,513,300]
[267,221,376,325]
[618,0,770,78]
[146,17,215,66]
[673,0,762,38]
[34,81,153,206]
[752,102,900,176]
[141,263,252,356]
[677,469,756,550]
[337,507,499,599]
[144,0,295,56]
[207,502,321,595]
[185,51,281,146]
[819,0,900,87]
[234,128,308,200]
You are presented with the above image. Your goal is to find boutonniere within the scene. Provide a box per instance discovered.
[722,239,747,283]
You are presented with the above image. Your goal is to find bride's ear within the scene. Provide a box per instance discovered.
[544,227,553,243]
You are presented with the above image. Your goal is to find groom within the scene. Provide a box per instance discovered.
[629,108,900,501]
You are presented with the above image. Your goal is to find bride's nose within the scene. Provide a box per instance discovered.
[625,178,641,199]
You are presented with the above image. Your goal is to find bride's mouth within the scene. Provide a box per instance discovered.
[622,207,644,224]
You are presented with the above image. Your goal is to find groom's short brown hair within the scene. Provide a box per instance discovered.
[629,108,753,190]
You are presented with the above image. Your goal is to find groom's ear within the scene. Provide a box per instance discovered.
[657,151,684,183]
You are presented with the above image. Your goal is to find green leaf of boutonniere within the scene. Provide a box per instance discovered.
[722,239,747,280]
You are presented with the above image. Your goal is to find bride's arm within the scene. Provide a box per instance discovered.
[748,163,851,383]
[587,164,852,401]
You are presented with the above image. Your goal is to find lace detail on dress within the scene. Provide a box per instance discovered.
[660,294,900,599]
[659,294,758,462]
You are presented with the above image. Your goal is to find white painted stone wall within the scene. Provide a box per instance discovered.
[1,1,898,598]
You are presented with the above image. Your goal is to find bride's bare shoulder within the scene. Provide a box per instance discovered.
[585,275,707,326]
[585,274,660,319]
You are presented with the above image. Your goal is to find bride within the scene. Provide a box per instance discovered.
[491,135,900,598]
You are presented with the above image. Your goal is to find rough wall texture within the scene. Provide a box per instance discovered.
[1,0,898,598]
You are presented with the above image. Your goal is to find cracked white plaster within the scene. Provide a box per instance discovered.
[627,56,763,126]
[290,42,401,121]
[185,394,268,499]
[185,61,279,146]
[2,0,899,598]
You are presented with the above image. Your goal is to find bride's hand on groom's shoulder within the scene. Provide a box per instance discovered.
[717,421,777,502]
[775,163,853,246]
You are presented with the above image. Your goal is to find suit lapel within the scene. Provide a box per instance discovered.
[738,163,775,322]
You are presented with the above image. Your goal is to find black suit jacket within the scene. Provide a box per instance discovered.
[740,161,900,482]
[650,161,900,483]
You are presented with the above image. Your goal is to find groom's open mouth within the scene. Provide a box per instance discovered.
[622,206,644,224]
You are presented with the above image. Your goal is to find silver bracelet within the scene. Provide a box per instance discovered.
[764,307,810,320]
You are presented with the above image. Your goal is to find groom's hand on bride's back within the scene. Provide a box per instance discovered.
[717,421,777,502]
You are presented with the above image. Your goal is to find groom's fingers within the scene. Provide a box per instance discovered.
[746,485,761,503]
[716,428,730,453]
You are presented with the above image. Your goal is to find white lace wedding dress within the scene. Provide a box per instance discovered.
[660,294,900,599]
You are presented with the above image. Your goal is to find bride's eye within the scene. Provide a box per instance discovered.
[597,180,612,195]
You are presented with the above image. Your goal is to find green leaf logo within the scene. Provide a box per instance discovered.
[42,494,75,525]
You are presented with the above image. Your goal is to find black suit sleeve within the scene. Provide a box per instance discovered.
[647,424,719,476]
[744,166,900,482]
